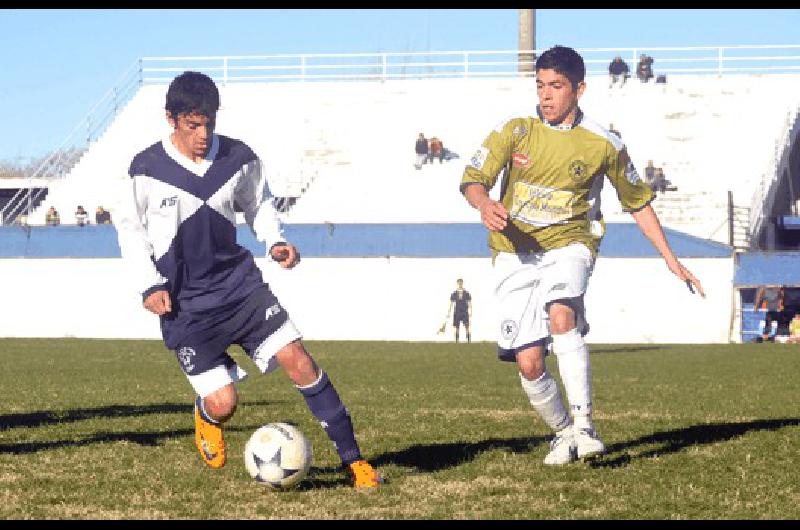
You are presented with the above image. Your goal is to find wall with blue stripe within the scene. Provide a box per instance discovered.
[0,223,732,259]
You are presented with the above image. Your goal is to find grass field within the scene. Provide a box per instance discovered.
[1,338,798,519]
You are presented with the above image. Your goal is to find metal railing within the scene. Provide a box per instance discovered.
[138,45,800,85]
[5,44,800,225]
[0,60,143,224]
[748,103,800,246]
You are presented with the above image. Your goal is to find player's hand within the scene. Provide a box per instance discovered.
[668,260,706,298]
[270,243,300,269]
[478,198,508,232]
[143,289,172,315]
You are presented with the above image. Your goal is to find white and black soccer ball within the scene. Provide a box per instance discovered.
[243,422,312,489]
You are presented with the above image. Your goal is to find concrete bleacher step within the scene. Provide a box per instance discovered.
[20,74,800,232]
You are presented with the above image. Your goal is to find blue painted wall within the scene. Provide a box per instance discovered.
[0,223,732,259]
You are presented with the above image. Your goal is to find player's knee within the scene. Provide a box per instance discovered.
[277,340,320,385]
[516,347,547,380]
[548,302,576,335]
[204,385,238,421]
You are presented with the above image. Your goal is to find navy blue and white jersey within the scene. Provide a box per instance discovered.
[116,133,284,315]
[450,289,471,316]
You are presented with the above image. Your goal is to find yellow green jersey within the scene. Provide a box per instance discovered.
[460,107,655,256]
[790,318,800,338]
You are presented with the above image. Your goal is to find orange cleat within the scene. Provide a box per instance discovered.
[194,397,226,469]
[346,459,383,489]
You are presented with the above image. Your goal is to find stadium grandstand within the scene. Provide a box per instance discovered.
[1,46,799,344]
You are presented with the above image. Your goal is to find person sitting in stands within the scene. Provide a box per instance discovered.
[45,206,60,226]
[75,205,89,227]
[785,313,800,344]
[608,56,629,88]
[96,205,112,224]
[636,54,654,83]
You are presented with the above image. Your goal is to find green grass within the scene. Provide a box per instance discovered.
[1,339,798,519]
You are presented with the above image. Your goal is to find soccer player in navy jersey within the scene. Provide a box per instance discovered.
[446,279,472,343]
[116,71,381,488]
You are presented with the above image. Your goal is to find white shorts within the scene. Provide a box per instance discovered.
[493,243,594,361]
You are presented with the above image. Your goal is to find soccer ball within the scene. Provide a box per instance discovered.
[243,422,313,489]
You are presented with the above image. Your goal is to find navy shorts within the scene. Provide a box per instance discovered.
[162,284,293,377]
[453,313,470,327]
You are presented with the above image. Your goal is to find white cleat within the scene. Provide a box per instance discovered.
[574,427,606,460]
[543,431,577,465]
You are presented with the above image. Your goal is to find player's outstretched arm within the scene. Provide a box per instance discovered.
[631,204,705,298]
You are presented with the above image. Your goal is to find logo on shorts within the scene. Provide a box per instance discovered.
[501,319,519,341]
[265,303,282,320]
[177,346,196,372]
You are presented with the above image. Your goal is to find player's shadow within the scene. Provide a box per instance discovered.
[0,400,281,455]
[300,435,549,490]
[0,403,194,430]
[369,436,548,471]
[305,435,549,488]
[589,417,800,469]
[591,345,664,354]
[0,400,281,430]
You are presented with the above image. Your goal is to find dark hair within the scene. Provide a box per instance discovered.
[165,71,220,119]
[535,45,585,88]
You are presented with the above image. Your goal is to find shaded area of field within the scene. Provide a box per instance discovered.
[1,338,798,519]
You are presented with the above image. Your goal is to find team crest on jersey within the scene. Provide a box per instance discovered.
[569,160,588,181]
[470,147,489,170]
[177,346,196,372]
[512,124,527,136]
[501,319,519,341]
[512,153,530,168]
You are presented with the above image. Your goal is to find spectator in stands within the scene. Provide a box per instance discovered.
[75,205,89,226]
[636,54,654,83]
[653,167,672,193]
[608,56,629,88]
[644,160,658,191]
[45,206,60,226]
[442,147,460,161]
[415,133,429,170]
[95,205,112,224]
[429,136,445,164]
[460,45,705,467]
[609,123,622,139]
[114,70,381,488]
[754,285,785,342]
[786,313,800,344]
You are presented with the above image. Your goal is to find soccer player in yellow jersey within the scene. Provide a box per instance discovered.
[460,45,705,465]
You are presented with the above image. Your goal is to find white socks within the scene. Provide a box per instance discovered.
[551,328,593,430]
[519,370,571,432]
